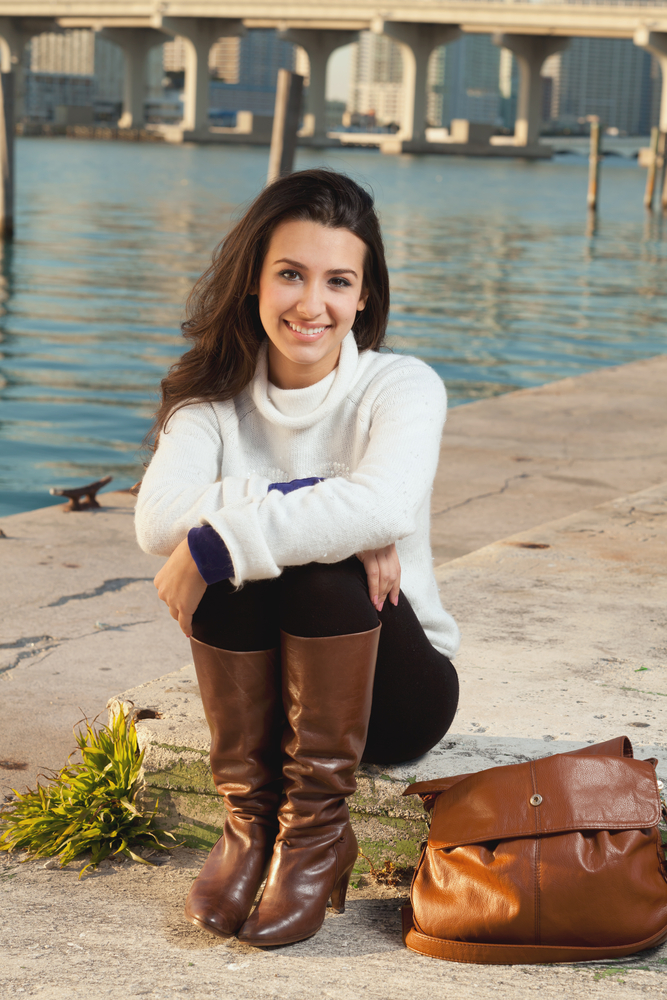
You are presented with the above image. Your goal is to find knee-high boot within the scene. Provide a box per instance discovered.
[184,637,283,938]
[238,624,381,947]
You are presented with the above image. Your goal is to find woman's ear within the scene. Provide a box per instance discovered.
[357,289,368,312]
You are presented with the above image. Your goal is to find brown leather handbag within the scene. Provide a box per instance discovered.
[402,736,667,964]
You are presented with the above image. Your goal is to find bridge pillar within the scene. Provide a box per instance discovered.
[371,19,461,143]
[493,34,570,146]
[277,29,358,140]
[635,29,667,132]
[100,28,168,129]
[155,17,245,134]
[0,17,59,122]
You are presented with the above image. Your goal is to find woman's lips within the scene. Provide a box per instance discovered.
[283,319,330,343]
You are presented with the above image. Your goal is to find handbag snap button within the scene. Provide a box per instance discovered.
[530,793,543,806]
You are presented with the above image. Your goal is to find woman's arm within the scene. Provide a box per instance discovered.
[135,403,273,557]
[205,362,446,585]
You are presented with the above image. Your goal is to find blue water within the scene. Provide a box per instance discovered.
[0,137,665,516]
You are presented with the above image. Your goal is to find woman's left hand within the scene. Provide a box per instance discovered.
[356,543,401,613]
[153,537,207,638]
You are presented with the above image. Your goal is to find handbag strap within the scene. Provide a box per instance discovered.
[401,906,667,965]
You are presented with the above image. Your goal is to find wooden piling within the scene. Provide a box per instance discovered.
[659,132,667,212]
[267,70,304,185]
[644,127,660,209]
[0,73,14,239]
[587,121,601,211]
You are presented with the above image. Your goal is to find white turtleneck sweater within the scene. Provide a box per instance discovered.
[135,332,460,658]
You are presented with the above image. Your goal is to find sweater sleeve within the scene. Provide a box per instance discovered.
[204,363,447,584]
[187,525,235,585]
[135,403,272,557]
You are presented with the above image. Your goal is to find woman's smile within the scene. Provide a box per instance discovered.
[258,218,368,389]
[284,320,331,340]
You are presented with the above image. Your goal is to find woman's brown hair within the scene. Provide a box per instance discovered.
[148,169,390,446]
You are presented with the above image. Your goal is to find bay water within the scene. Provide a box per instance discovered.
[1,138,665,516]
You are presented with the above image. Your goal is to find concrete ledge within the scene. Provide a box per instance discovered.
[379,138,551,158]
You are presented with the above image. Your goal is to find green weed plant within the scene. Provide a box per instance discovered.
[0,711,177,877]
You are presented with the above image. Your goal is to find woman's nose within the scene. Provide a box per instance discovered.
[296,281,326,319]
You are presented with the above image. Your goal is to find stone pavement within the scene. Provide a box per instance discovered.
[1,355,667,999]
[432,354,667,561]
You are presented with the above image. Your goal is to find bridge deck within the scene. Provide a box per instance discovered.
[3,1,667,42]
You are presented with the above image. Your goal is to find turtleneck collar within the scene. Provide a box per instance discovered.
[250,331,359,429]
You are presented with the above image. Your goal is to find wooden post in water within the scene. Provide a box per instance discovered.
[587,120,602,211]
[0,73,14,239]
[644,127,660,209]
[267,70,304,185]
[659,132,667,212]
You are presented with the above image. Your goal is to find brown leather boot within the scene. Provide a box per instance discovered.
[238,624,381,947]
[184,637,283,938]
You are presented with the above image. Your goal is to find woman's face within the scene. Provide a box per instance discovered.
[257,218,368,389]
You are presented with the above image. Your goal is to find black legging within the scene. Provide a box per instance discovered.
[191,557,459,765]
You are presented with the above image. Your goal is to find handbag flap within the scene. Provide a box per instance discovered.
[428,755,660,850]
[404,735,634,802]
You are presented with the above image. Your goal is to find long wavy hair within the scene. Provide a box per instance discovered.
[147,169,390,447]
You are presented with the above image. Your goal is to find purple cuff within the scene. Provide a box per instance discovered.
[187,525,234,586]
[268,477,324,495]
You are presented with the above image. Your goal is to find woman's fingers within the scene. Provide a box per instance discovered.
[366,557,381,607]
[388,573,401,607]
[375,547,399,611]
[153,537,207,638]
[357,544,401,612]
[178,611,194,638]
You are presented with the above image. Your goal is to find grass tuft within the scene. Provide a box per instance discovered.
[0,710,178,877]
[357,850,410,888]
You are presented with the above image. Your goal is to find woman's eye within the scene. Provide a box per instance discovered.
[279,270,301,281]
[330,277,351,288]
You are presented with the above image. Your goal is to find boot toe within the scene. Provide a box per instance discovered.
[185,898,239,938]
[237,907,323,947]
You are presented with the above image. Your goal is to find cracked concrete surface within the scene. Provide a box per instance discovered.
[44,577,155,608]
[2,846,666,1000]
[0,497,180,798]
[432,354,667,562]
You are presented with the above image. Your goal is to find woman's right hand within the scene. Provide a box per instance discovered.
[153,537,208,638]
[356,543,401,613]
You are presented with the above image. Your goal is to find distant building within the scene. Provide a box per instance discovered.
[24,27,295,125]
[429,35,505,128]
[209,37,241,83]
[207,30,296,118]
[544,37,658,135]
[348,32,404,127]
[349,31,509,132]
[26,29,128,122]
[348,30,659,138]
[162,30,296,120]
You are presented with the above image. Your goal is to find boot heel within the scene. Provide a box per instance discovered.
[330,866,353,913]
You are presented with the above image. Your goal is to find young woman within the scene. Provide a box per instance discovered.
[135,169,460,948]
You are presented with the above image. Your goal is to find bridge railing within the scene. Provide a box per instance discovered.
[445,0,667,6]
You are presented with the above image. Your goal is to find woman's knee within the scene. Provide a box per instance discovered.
[192,577,279,650]
[279,559,378,637]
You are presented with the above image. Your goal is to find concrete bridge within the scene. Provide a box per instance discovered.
[2,1,667,149]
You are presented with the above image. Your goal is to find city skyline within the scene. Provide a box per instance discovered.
[23,26,663,136]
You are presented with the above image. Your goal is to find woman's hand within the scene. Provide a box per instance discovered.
[153,537,207,638]
[356,543,401,612]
